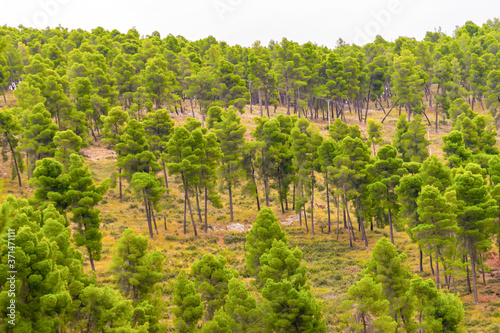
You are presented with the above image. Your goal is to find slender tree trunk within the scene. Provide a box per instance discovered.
[336,197,340,241]
[430,254,435,275]
[1,88,6,103]
[469,241,479,304]
[119,167,122,201]
[465,255,472,293]
[357,201,368,248]
[164,215,167,230]
[228,178,234,222]
[311,171,315,236]
[6,135,22,187]
[292,183,295,211]
[419,247,423,272]
[264,173,270,207]
[435,250,440,289]
[195,186,203,225]
[186,187,198,236]
[388,208,394,244]
[162,160,169,191]
[480,253,486,285]
[345,200,356,242]
[89,252,96,272]
[258,89,263,118]
[326,173,331,233]
[149,202,158,235]
[303,205,309,233]
[204,187,209,233]
[143,195,154,239]
[253,173,260,211]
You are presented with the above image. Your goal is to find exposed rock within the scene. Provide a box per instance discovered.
[280,212,307,226]
[226,223,246,232]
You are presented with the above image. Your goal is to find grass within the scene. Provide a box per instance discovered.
[1,89,500,331]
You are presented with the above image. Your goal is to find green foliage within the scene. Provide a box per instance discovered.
[66,154,109,271]
[191,254,237,320]
[259,239,307,288]
[262,279,326,333]
[245,207,287,276]
[53,129,83,168]
[111,229,164,301]
[341,277,396,333]
[363,238,415,332]
[223,278,264,332]
[172,272,204,333]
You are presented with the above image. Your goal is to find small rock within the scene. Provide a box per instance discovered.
[226,223,246,232]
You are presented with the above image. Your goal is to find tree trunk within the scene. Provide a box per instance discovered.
[336,197,340,241]
[419,248,423,272]
[149,202,158,235]
[465,255,472,293]
[258,89,263,118]
[264,173,270,207]
[186,187,198,236]
[303,205,309,233]
[252,165,260,211]
[6,135,22,187]
[119,167,123,201]
[89,252,96,272]
[435,250,440,289]
[310,171,315,236]
[388,208,394,244]
[430,254,435,275]
[202,187,208,233]
[162,160,169,191]
[195,186,203,225]
[326,173,331,233]
[228,178,234,222]
[143,194,154,239]
[469,241,479,304]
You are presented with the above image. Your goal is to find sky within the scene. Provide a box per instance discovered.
[2,0,499,47]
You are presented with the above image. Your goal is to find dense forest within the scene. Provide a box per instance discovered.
[0,18,500,332]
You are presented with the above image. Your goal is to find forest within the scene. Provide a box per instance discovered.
[0,17,500,332]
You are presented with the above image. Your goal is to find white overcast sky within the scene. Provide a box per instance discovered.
[2,0,499,47]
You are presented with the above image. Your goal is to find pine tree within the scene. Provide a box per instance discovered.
[366,118,383,156]
[245,207,287,276]
[53,129,83,169]
[110,229,164,301]
[191,254,237,320]
[261,280,326,333]
[399,115,430,163]
[30,157,71,217]
[166,126,201,235]
[66,154,109,272]
[223,278,265,332]
[172,272,204,333]
[317,138,338,233]
[332,136,372,247]
[0,200,73,332]
[78,285,135,332]
[341,277,397,333]
[101,106,128,200]
[363,238,415,332]
[142,108,175,189]
[442,131,471,168]
[130,172,165,239]
[420,154,451,192]
[451,165,497,304]
[214,109,246,222]
[367,145,405,244]
[290,118,323,235]
[258,239,307,288]
[21,102,59,177]
[116,119,161,183]
[200,309,235,333]
[0,108,24,187]
[414,185,458,289]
